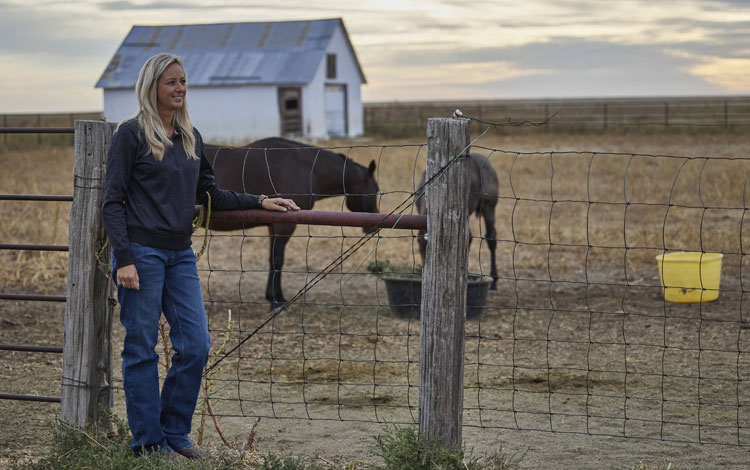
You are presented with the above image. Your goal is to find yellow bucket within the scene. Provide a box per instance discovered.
[655,252,723,303]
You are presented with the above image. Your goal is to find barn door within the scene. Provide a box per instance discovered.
[278,87,302,136]
[325,84,347,137]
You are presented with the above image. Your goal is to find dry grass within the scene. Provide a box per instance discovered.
[0,146,73,294]
[3,130,748,294]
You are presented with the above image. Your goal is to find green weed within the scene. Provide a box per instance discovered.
[371,425,524,470]
[8,413,243,470]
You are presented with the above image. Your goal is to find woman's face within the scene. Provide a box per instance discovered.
[156,62,186,115]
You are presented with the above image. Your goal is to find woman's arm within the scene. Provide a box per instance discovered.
[102,123,141,289]
[102,124,138,268]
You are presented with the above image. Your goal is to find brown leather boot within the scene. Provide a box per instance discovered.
[175,446,208,460]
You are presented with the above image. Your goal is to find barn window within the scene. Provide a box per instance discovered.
[327,54,336,79]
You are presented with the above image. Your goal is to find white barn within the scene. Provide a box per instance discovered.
[95,18,366,144]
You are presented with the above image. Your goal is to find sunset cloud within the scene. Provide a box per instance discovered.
[692,58,750,92]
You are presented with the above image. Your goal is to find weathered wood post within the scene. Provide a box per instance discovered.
[419,117,471,448]
[62,120,117,425]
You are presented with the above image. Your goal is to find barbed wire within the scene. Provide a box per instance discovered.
[455,109,557,127]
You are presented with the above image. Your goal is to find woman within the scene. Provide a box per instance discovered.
[102,52,299,458]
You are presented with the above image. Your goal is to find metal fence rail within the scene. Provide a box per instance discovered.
[0,393,61,403]
[0,344,63,353]
[0,127,74,134]
[1,127,74,405]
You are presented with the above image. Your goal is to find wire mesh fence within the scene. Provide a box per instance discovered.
[197,142,429,427]
[185,127,750,448]
[460,139,750,446]
[5,119,750,461]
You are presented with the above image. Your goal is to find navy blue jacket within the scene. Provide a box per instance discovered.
[102,119,261,268]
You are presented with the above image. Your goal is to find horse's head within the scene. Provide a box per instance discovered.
[344,159,379,231]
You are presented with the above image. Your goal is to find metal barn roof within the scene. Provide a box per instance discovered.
[96,18,365,88]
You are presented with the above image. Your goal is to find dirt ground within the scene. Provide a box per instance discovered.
[3,266,750,469]
[3,131,750,469]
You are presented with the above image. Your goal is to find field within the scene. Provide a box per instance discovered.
[3,126,750,469]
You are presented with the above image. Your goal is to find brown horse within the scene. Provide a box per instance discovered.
[416,153,498,290]
[205,137,379,310]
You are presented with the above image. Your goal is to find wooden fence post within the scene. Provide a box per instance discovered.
[62,120,117,426]
[419,117,471,449]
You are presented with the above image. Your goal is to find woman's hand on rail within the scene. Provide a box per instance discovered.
[261,198,300,212]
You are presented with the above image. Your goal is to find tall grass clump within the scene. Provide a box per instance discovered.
[7,413,248,470]
[7,417,526,470]
[371,425,524,470]
[6,411,352,470]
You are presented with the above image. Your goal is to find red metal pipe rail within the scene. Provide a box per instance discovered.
[204,208,426,231]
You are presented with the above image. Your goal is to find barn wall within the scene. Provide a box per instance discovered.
[302,80,327,139]
[325,25,364,137]
[304,25,364,139]
[102,89,138,124]
[188,85,279,145]
[102,86,281,145]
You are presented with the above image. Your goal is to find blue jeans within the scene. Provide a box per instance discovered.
[113,243,210,454]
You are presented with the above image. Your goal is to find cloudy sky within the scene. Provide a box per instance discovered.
[1,0,749,112]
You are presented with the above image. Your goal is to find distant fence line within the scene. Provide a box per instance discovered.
[363,96,750,136]
[0,112,101,127]
[3,97,749,145]
[0,112,100,147]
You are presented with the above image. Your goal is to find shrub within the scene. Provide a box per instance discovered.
[371,425,524,470]
[9,413,242,470]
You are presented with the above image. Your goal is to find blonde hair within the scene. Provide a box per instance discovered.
[124,53,198,161]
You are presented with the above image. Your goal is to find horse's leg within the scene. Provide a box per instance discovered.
[482,207,498,290]
[266,223,296,311]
